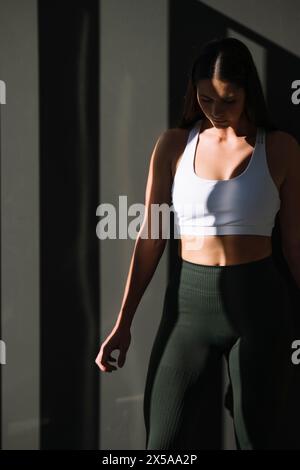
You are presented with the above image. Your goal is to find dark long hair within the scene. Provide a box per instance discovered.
[177,36,278,132]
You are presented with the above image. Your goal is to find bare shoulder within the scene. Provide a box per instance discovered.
[267,129,299,148]
[157,127,190,176]
[159,127,190,150]
[142,127,190,212]
[266,130,300,180]
[147,127,187,178]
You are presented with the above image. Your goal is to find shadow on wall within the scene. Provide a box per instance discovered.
[38,0,100,450]
[168,0,300,450]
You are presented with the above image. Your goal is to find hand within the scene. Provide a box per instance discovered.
[95,324,132,373]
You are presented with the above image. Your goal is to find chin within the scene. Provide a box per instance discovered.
[213,120,228,126]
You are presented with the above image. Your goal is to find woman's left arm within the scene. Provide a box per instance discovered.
[279,132,300,288]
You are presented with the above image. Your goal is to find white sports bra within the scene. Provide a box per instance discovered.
[171,119,281,237]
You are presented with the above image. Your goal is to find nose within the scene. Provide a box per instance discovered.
[212,103,225,118]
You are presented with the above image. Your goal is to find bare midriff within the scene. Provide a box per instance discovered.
[171,123,286,267]
[178,234,272,266]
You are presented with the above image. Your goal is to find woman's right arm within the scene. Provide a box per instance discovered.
[95,129,176,371]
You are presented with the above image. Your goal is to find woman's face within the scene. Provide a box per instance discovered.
[196,78,246,127]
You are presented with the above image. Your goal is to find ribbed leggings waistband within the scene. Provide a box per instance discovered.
[181,254,274,272]
[174,254,279,293]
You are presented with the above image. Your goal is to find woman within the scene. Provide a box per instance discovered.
[95,37,300,450]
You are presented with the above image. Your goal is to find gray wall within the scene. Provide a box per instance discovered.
[0,0,39,449]
[200,0,300,57]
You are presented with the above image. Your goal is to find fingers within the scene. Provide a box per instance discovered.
[95,330,131,372]
[95,357,116,372]
[95,346,119,372]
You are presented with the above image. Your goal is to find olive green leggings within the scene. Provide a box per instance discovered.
[143,255,294,450]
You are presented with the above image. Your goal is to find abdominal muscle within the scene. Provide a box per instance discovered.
[178,234,272,266]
